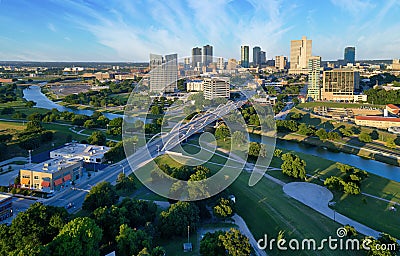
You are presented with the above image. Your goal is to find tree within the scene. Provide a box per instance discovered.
[116,173,136,192]
[232,131,247,146]
[219,228,251,256]
[26,120,43,132]
[315,128,328,140]
[25,100,36,108]
[82,181,119,211]
[324,176,343,191]
[119,198,157,228]
[116,224,152,256]
[150,105,163,115]
[83,119,96,129]
[213,198,234,219]
[297,123,315,136]
[71,114,88,126]
[248,142,261,157]
[48,217,102,256]
[200,231,226,256]
[159,201,200,237]
[215,124,230,141]
[386,138,396,149]
[359,132,372,143]
[87,131,106,146]
[93,205,128,244]
[273,149,283,157]
[281,153,306,180]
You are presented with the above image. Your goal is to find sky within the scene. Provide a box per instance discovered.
[0,0,399,62]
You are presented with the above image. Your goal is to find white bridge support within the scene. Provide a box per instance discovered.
[160,100,245,152]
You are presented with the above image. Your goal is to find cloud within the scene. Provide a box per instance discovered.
[330,0,375,16]
[47,23,57,32]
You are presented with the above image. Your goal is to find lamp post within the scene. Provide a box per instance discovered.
[119,164,125,175]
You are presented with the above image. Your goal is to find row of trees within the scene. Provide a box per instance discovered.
[324,163,368,195]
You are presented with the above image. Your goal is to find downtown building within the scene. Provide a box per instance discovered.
[289,36,312,74]
[149,53,178,93]
[321,69,360,101]
[192,47,202,68]
[202,44,213,67]
[344,46,356,64]
[307,56,322,101]
[275,55,287,70]
[203,77,230,100]
[241,46,250,68]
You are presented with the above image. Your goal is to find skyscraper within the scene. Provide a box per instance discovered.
[202,44,213,67]
[241,45,249,68]
[275,56,287,70]
[344,46,355,64]
[259,51,266,65]
[307,56,321,101]
[253,46,261,67]
[192,47,202,68]
[149,53,177,93]
[217,57,225,70]
[290,36,312,74]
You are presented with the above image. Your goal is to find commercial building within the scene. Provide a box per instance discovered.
[241,46,250,68]
[192,47,202,68]
[392,59,400,71]
[307,56,321,101]
[227,59,238,70]
[259,51,266,65]
[50,143,110,163]
[344,47,356,64]
[322,69,360,101]
[354,94,368,102]
[202,45,213,67]
[355,116,400,129]
[275,56,287,70]
[149,53,178,93]
[386,104,400,116]
[186,79,204,92]
[20,157,82,191]
[289,36,312,74]
[253,46,261,67]
[203,77,230,100]
[217,57,225,70]
[0,194,12,221]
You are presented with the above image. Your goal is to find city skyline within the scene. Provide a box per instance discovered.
[0,0,400,62]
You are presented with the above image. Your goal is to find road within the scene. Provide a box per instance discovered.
[44,100,245,212]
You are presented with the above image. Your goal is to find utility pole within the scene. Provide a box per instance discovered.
[187,225,190,244]
[28,150,32,164]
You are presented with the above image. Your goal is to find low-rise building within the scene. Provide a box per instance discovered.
[186,79,204,92]
[0,194,12,221]
[322,69,360,101]
[50,143,110,163]
[355,116,400,129]
[386,104,400,116]
[354,94,367,102]
[20,157,82,191]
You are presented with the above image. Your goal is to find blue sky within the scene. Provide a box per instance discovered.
[0,0,399,62]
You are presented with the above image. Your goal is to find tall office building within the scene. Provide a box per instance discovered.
[217,57,225,70]
[275,56,287,70]
[259,51,266,65]
[203,77,230,100]
[202,45,213,67]
[227,59,237,70]
[290,36,312,74]
[253,46,261,67]
[149,53,177,93]
[192,47,202,68]
[344,47,356,64]
[307,56,321,101]
[322,69,360,101]
[241,45,250,68]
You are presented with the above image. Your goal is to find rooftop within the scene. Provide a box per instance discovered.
[51,143,110,157]
[386,104,400,110]
[355,116,400,122]
[28,157,81,173]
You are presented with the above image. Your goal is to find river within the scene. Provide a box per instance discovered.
[23,85,144,122]
[23,85,400,182]
[250,134,400,182]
